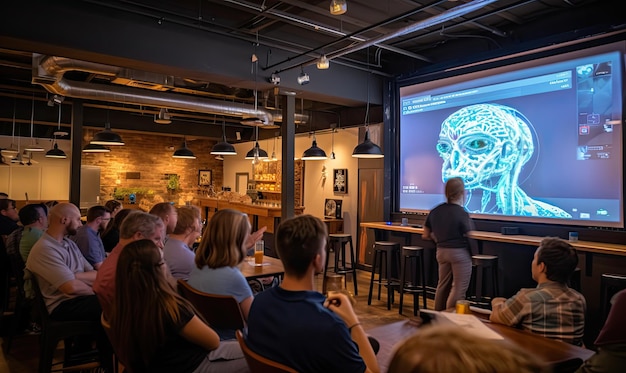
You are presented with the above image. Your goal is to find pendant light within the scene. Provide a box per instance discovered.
[25,94,44,152]
[46,103,67,159]
[330,0,347,15]
[172,137,196,159]
[302,100,327,160]
[82,143,111,153]
[245,126,268,161]
[330,126,336,160]
[211,121,237,155]
[91,111,125,145]
[353,65,383,158]
[264,135,278,162]
[1,101,19,156]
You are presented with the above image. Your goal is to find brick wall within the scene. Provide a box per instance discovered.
[82,129,221,208]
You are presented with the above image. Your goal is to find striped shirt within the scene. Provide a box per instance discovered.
[490,281,586,345]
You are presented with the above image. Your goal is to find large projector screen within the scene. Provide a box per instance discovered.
[398,41,625,228]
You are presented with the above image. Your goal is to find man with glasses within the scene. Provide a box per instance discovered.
[94,210,166,318]
[71,205,111,270]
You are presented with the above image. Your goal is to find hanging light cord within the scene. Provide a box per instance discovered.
[30,94,35,139]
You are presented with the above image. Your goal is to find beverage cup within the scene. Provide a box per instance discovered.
[254,240,264,265]
[456,299,471,314]
[569,232,579,242]
[401,217,408,226]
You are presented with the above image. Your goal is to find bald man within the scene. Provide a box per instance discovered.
[26,203,112,368]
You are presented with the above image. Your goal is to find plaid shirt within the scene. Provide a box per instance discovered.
[491,281,586,345]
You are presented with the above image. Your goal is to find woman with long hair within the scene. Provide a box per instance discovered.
[108,239,248,373]
[101,208,132,253]
[188,209,254,340]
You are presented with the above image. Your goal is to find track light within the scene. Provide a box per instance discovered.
[330,0,347,15]
[317,55,330,70]
[297,68,310,85]
[270,73,281,85]
[155,108,172,124]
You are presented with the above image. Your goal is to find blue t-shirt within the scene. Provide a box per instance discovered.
[71,225,106,266]
[246,287,366,373]
[187,265,253,340]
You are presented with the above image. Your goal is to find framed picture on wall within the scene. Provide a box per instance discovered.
[198,170,212,186]
[324,199,343,219]
[333,168,348,194]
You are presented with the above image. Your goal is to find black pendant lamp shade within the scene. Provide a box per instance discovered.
[352,128,383,158]
[45,142,67,158]
[302,138,327,160]
[82,143,111,153]
[211,122,237,155]
[91,123,125,145]
[172,140,196,159]
[245,142,268,159]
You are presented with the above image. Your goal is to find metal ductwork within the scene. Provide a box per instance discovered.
[32,55,277,126]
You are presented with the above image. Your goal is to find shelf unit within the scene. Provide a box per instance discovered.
[251,160,304,206]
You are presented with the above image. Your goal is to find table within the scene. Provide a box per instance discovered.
[239,256,285,281]
[366,318,595,372]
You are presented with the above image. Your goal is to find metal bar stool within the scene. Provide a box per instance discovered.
[398,246,427,315]
[368,241,401,310]
[323,234,358,296]
[467,254,499,308]
[600,273,626,322]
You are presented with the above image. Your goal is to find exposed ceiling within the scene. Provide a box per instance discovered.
[0,0,622,143]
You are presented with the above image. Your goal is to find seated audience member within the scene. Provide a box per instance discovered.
[0,198,19,236]
[0,192,8,199]
[71,205,110,269]
[575,289,626,373]
[187,209,255,340]
[149,202,178,235]
[104,200,123,219]
[101,208,132,253]
[18,203,48,261]
[1,198,20,310]
[490,237,586,345]
[94,210,165,317]
[163,205,202,280]
[108,239,248,373]
[25,203,111,370]
[388,324,546,373]
[246,214,380,373]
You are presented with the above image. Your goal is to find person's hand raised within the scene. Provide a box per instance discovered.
[245,226,267,250]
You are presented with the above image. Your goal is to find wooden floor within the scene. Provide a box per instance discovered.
[0,268,427,372]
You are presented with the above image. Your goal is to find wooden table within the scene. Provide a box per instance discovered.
[366,318,595,372]
[239,256,285,281]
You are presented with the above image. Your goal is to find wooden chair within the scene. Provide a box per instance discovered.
[100,313,127,373]
[235,329,297,373]
[176,279,245,331]
[30,274,101,373]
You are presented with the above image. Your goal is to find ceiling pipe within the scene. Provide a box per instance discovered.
[32,55,276,126]
[327,0,498,61]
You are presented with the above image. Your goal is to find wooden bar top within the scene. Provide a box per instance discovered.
[360,221,626,257]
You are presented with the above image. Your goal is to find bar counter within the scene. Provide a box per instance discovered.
[195,197,305,233]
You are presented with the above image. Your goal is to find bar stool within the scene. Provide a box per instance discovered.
[600,273,626,322]
[323,234,358,295]
[398,246,427,316]
[467,254,499,308]
[368,241,401,310]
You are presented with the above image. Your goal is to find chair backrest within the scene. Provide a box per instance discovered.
[235,329,298,373]
[177,279,245,331]
[101,313,131,373]
[30,272,52,327]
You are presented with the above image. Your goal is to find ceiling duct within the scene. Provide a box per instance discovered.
[32,55,275,126]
